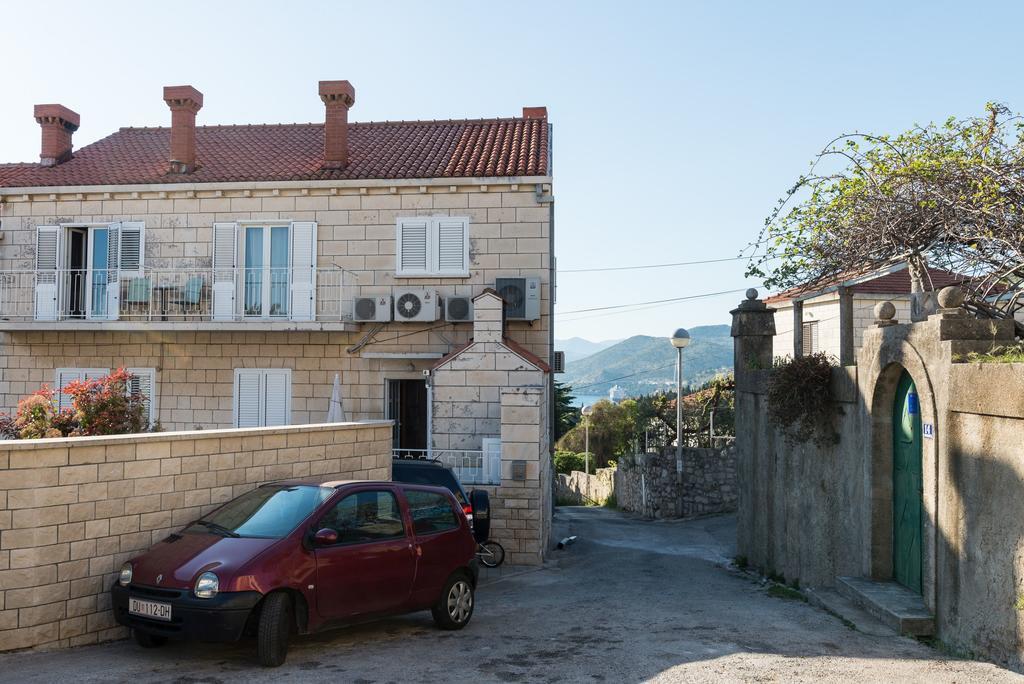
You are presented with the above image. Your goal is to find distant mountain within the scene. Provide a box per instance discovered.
[555,337,623,362]
[561,325,732,398]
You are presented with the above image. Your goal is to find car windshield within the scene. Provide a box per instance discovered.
[187,485,332,539]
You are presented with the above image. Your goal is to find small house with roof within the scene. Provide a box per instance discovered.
[766,264,966,362]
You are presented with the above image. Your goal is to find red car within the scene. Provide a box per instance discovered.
[111,479,484,666]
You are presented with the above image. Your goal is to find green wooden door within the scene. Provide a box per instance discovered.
[893,370,923,594]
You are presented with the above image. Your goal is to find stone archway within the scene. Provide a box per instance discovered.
[866,341,939,612]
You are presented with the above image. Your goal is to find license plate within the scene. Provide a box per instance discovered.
[129,597,172,622]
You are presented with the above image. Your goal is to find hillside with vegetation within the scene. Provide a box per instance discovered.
[561,325,732,397]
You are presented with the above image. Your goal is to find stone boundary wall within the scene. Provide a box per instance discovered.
[0,421,391,653]
[555,468,614,505]
[734,290,1024,672]
[615,447,737,519]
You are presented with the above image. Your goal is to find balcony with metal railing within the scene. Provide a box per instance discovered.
[0,267,356,330]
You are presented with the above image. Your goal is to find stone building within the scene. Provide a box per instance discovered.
[0,79,555,562]
[766,264,965,362]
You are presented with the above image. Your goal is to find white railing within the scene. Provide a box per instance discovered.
[0,268,352,323]
[393,447,502,485]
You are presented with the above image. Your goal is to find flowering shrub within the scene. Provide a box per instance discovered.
[62,368,147,436]
[12,387,67,439]
[0,369,148,440]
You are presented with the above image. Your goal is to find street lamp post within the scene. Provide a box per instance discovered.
[670,328,690,517]
[581,404,593,474]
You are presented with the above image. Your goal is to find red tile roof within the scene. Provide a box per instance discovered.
[0,117,549,188]
[766,266,968,304]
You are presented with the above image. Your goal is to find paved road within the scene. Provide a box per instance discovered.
[1,507,1019,683]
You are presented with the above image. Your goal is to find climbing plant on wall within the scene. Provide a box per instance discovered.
[766,353,839,447]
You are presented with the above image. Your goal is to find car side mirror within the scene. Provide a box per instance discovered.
[313,528,339,545]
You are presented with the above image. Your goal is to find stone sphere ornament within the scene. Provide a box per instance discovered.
[745,288,759,300]
[937,286,966,309]
[874,301,896,321]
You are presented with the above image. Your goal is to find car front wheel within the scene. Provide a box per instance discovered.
[257,592,292,667]
[431,573,474,630]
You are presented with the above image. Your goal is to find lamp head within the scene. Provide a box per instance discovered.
[670,328,691,349]
[581,404,593,417]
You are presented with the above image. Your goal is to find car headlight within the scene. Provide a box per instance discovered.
[194,572,219,599]
[118,562,133,587]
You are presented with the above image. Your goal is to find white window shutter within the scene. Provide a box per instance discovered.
[34,225,60,321]
[436,218,469,274]
[127,368,156,427]
[118,221,144,275]
[289,221,317,321]
[105,222,121,321]
[234,369,262,428]
[263,369,292,426]
[396,218,429,275]
[212,222,238,321]
[55,368,108,413]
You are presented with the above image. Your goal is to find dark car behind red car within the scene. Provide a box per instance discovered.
[111,479,481,666]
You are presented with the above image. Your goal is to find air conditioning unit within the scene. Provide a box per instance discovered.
[394,289,440,322]
[552,351,565,373]
[495,277,541,321]
[444,296,473,323]
[353,295,393,322]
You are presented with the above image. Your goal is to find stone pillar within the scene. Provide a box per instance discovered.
[731,289,776,389]
[838,286,855,366]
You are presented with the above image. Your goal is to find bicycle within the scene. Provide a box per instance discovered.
[476,539,505,568]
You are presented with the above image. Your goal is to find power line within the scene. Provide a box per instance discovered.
[568,362,677,391]
[559,256,756,274]
[555,288,751,317]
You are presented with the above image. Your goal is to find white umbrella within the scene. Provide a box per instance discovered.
[326,373,346,423]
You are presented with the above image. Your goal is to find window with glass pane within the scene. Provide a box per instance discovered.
[243,225,289,317]
[404,490,459,535]
[319,490,406,543]
[244,226,264,316]
[270,226,289,316]
[90,227,109,317]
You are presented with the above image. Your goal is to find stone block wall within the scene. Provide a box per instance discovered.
[614,447,737,519]
[737,291,1024,672]
[555,467,614,505]
[0,421,391,652]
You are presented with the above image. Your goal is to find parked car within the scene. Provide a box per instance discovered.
[391,456,472,518]
[111,479,481,667]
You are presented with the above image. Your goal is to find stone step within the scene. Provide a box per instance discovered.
[836,576,935,636]
[804,587,897,637]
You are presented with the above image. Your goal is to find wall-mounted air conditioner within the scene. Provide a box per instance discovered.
[394,289,440,322]
[444,296,473,323]
[353,295,393,322]
[495,277,541,321]
[552,351,565,373]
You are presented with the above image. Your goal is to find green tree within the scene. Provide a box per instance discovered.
[746,104,1024,331]
[553,381,579,441]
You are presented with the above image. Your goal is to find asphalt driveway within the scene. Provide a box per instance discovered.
[0,506,1018,683]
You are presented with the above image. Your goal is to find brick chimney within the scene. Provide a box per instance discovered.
[34,104,80,166]
[522,106,547,119]
[319,80,355,169]
[162,85,204,174]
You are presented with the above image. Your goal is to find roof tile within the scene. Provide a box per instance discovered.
[0,116,549,188]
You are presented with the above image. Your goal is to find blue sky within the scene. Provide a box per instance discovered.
[2,1,1021,340]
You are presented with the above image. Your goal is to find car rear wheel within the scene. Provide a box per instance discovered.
[133,630,167,648]
[257,592,292,667]
[431,573,474,630]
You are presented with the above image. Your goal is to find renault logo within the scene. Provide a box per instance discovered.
[156,574,163,585]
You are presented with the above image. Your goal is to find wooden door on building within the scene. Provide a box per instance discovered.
[387,379,428,455]
[892,370,923,594]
